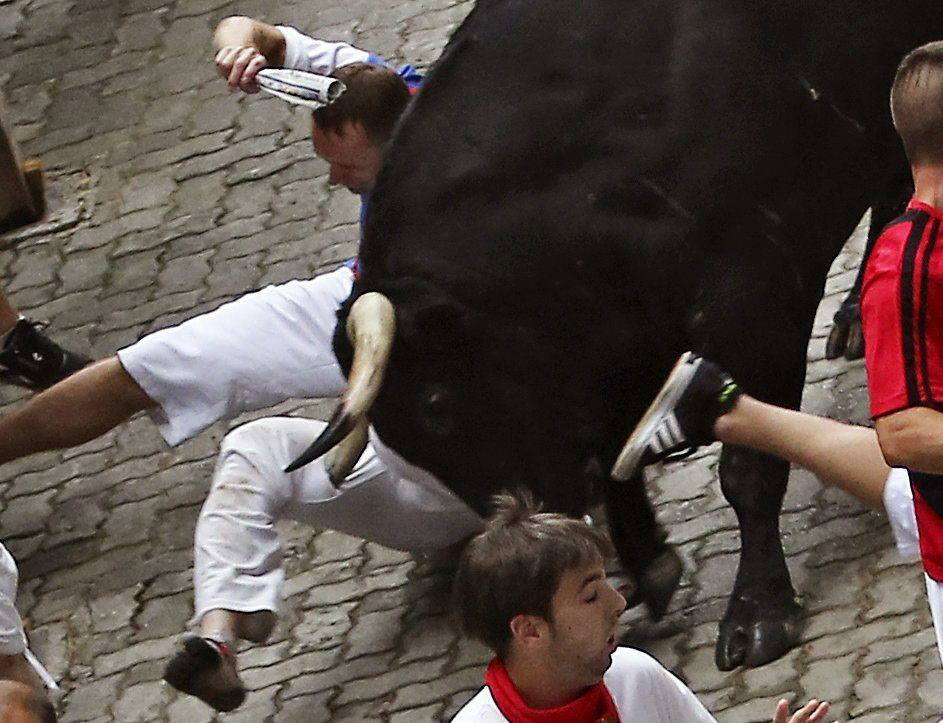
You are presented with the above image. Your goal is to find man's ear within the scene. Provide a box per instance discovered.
[509,614,546,648]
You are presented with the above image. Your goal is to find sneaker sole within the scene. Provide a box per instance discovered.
[611,352,697,481]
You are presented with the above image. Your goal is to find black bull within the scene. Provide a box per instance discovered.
[326,2,941,669]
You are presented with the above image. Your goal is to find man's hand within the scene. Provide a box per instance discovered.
[772,698,830,723]
[214,46,268,93]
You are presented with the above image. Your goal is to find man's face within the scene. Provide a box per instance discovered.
[542,558,627,688]
[311,121,383,195]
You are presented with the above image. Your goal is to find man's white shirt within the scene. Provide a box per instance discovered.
[452,648,716,722]
[277,25,370,75]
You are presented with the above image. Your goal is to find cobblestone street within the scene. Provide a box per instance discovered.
[0,0,937,720]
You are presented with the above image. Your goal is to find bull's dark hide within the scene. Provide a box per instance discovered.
[336,0,943,669]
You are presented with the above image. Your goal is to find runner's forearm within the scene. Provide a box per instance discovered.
[213,16,286,67]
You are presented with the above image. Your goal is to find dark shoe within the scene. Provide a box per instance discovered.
[611,352,741,480]
[0,318,90,390]
[163,635,245,712]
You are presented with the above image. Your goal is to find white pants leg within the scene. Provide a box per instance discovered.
[117,267,353,446]
[925,575,943,668]
[883,468,943,668]
[192,417,483,623]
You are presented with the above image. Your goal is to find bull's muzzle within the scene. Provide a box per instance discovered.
[284,292,395,478]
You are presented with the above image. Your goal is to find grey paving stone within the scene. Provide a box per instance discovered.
[111,680,169,722]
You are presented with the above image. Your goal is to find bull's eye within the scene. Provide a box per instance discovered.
[420,385,455,436]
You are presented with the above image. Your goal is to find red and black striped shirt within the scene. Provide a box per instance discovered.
[862,198,943,581]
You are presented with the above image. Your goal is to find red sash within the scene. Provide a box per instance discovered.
[484,658,621,723]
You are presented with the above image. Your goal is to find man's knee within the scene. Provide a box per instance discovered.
[211,418,307,498]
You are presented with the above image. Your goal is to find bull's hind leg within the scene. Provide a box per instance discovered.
[605,472,683,621]
[716,446,802,669]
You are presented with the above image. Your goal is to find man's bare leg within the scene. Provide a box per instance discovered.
[200,609,276,645]
[714,395,889,510]
[0,357,156,465]
[0,293,19,336]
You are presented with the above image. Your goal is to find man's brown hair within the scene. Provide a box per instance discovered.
[313,63,411,146]
[452,492,614,659]
[0,680,56,723]
[891,41,943,166]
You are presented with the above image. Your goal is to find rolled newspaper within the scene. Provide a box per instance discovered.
[256,69,346,109]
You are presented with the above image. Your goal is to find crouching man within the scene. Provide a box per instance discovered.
[451,493,830,723]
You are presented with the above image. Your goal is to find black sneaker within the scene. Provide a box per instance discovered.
[0,318,91,390]
[163,635,245,712]
[611,352,741,480]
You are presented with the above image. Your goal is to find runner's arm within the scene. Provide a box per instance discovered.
[876,407,943,474]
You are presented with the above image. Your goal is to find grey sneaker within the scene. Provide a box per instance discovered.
[611,352,741,480]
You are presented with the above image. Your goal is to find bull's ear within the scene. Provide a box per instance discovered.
[414,301,468,349]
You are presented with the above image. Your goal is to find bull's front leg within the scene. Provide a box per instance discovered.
[605,471,683,621]
[716,445,802,670]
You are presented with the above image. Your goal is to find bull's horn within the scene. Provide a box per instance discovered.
[324,418,370,486]
[285,292,395,473]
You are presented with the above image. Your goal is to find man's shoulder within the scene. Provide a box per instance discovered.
[603,648,664,694]
[450,687,507,722]
[608,646,661,672]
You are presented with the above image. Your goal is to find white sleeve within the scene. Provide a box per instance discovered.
[277,25,371,75]
[0,544,25,656]
[646,662,717,722]
[605,648,717,722]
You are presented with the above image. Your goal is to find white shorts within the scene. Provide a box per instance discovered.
[884,467,921,563]
[0,543,26,656]
[117,267,353,445]
[883,467,943,668]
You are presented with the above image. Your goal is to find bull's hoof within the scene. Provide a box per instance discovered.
[715,599,803,670]
[633,546,683,622]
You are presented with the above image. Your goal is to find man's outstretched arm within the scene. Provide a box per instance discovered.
[213,16,377,93]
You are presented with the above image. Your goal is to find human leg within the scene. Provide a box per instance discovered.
[0,356,153,465]
[0,292,18,333]
[614,352,890,511]
[166,416,481,710]
[117,269,352,445]
[713,395,889,510]
[0,269,354,469]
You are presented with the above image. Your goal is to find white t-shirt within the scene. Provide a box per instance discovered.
[277,25,371,76]
[452,648,716,722]
[0,542,26,656]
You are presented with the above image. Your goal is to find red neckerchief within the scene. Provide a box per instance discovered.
[484,658,620,723]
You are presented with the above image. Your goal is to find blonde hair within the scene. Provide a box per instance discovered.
[891,41,943,166]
